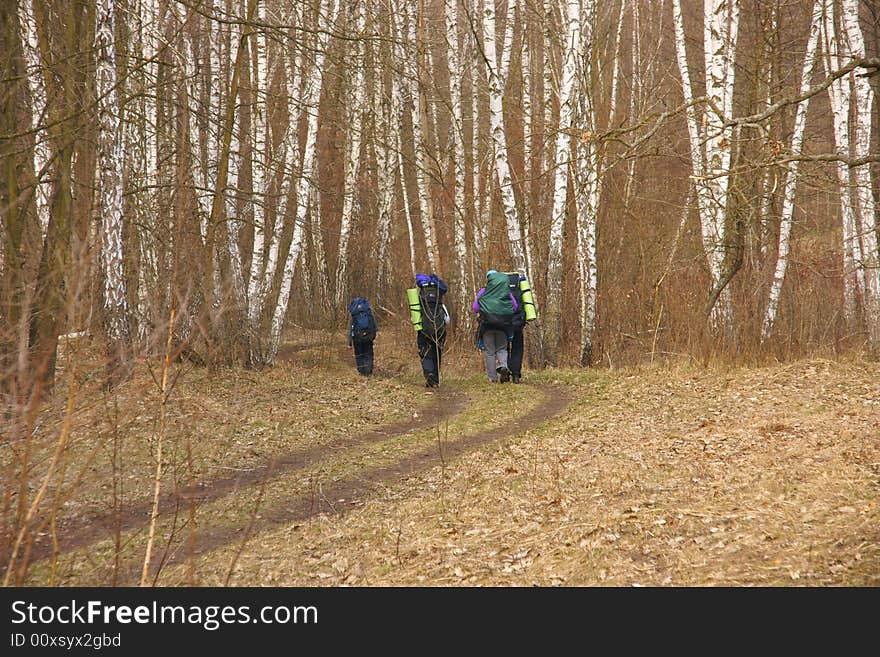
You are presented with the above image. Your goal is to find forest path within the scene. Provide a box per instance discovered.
[134,380,573,579]
[30,340,573,577]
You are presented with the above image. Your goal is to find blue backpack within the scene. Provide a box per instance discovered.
[349,297,377,342]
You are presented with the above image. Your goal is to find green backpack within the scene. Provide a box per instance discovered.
[478,271,515,332]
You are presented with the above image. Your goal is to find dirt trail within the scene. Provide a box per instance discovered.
[130,383,573,582]
[29,389,467,562]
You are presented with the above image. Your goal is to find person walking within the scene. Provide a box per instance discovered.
[473,270,519,383]
[505,271,528,384]
[413,273,449,387]
[348,297,377,376]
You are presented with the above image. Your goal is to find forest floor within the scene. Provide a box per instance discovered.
[13,326,880,587]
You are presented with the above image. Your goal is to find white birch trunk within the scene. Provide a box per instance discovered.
[521,6,531,205]
[310,196,331,313]
[622,0,640,205]
[471,11,488,263]
[822,0,862,323]
[404,0,438,272]
[220,0,248,322]
[334,0,366,308]
[374,58,394,290]
[129,0,160,331]
[398,127,418,279]
[701,0,739,338]
[840,0,880,351]
[673,0,738,338]
[308,182,330,310]
[574,0,598,366]
[545,0,580,359]
[373,6,395,291]
[542,0,561,243]
[483,0,526,272]
[252,7,310,338]
[266,0,339,364]
[446,0,471,314]
[219,0,246,314]
[18,0,51,236]
[389,4,417,278]
[246,0,271,328]
[95,0,130,344]
[185,32,209,242]
[761,0,822,341]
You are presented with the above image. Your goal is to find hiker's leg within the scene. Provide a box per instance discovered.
[418,333,438,384]
[496,339,509,370]
[417,333,432,379]
[482,330,501,381]
[508,329,524,376]
[364,340,374,374]
[353,341,367,374]
[435,334,445,383]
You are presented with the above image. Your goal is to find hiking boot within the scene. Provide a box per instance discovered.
[511,374,521,384]
[497,366,510,383]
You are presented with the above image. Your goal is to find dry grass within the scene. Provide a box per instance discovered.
[8,330,879,587]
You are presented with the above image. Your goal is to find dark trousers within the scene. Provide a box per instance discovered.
[417,331,445,384]
[353,340,374,375]
[508,329,524,377]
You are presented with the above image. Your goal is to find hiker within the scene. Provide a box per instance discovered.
[348,297,377,376]
[473,270,519,383]
[504,271,536,384]
[408,273,449,387]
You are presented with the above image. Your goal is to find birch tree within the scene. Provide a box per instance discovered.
[264,0,340,365]
[672,0,739,341]
[544,0,580,364]
[573,0,599,366]
[821,0,863,326]
[482,0,526,272]
[840,0,880,352]
[245,0,272,334]
[471,3,489,267]
[125,0,161,334]
[373,4,396,294]
[334,0,366,309]
[95,0,131,369]
[761,0,822,341]
[398,0,438,272]
[446,0,472,314]
[17,0,50,236]
[700,0,739,339]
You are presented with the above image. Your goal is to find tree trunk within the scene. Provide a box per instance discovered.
[761,0,822,342]
[545,0,579,365]
[95,0,132,380]
[822,0,863,328]
[264,0,339,365]
[446,0,471,318]
[483,0,526,273]
[334,0,366,309]
[840,0,880,354]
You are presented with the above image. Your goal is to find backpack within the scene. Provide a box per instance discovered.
[506,273,526,330]
[478,271,515,333]
[349,297,377,342]
[418,284,446,340]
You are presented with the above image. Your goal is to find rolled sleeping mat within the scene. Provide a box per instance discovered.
[406,287,423,331]
[520,278,537,321]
